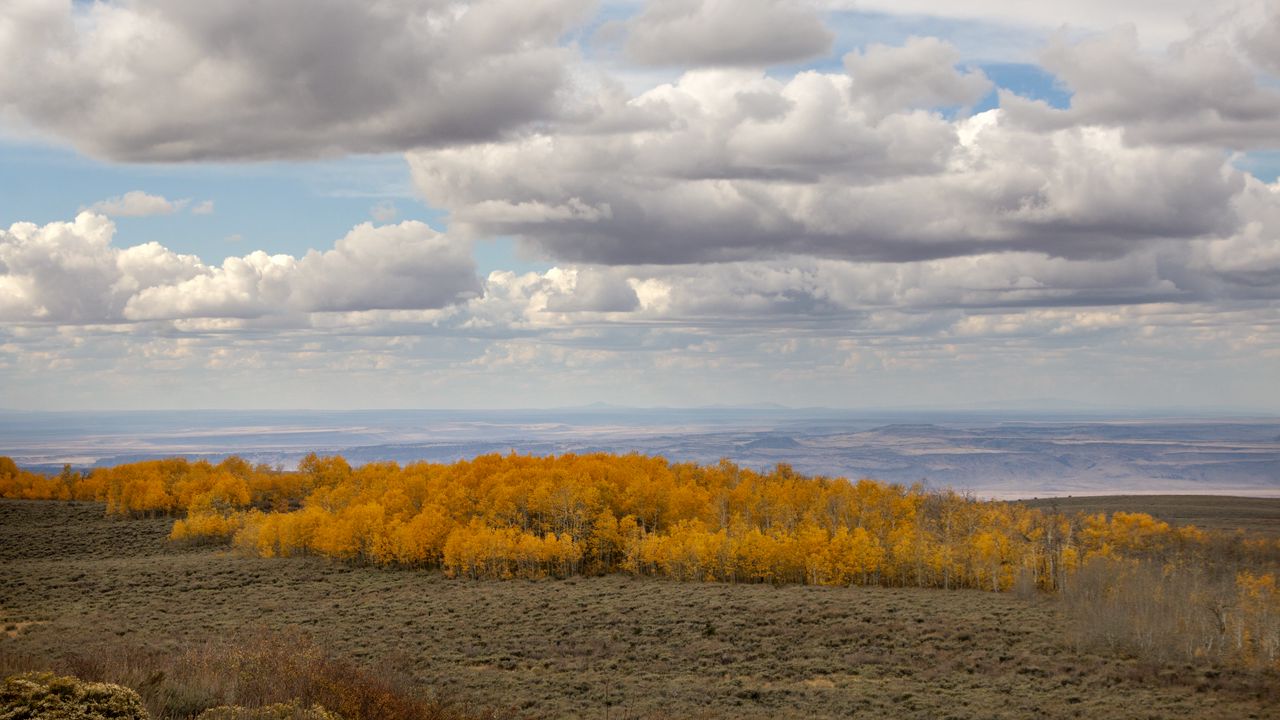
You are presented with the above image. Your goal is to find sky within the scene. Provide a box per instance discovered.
[0,0,1278,412]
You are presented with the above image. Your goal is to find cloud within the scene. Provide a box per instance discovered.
[844,37,991,120]
[410,58,1243,265]
[0,213,479,323]
[3,207,1277,411]
[1190,175,1280,289]
[828,0,1219,49]
[465,266,639,328]
[87,191,189,217]
[6,298,1276,411]
[622,0,833,67]
[0,213,201,322]
[0,0,594,161]
[122,252,298,321]
[10,176,1276,333]
[1003,5,1280,149]
[370,201,398,223]
[3,4,1279,411]
[289,221,479,314]
[471,230,1280,331]
[191,200,215,215]
[1241,3,1280,74]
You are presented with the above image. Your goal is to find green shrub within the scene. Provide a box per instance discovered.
[0,671,149,719]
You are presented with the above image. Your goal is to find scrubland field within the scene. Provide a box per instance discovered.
[2,500,1277,720]
[1020,495,1280,539]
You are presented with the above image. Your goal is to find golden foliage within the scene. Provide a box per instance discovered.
[3,451,1277,611]
[1235,570,1280,666]
[5,450,1280,670]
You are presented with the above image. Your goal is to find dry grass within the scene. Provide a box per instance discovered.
[1018,495,1280,538]
[2,500,1277,719]
[40,630,500,720]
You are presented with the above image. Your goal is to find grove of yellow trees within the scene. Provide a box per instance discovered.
[2,452,1273,590]
[5,451,1278,666]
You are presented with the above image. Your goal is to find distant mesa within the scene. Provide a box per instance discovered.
[577,402,621,410]
[863,423,951,436]
[742,436,802,450]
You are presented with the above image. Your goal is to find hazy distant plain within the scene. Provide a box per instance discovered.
[2,408,1277,499]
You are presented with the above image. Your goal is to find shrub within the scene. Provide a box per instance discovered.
[45,631,501,720]
[195,702,341,720]
[0,671,149,719]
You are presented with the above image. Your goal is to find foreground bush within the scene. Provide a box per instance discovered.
[46,631,499,720]
[0,671,148,719]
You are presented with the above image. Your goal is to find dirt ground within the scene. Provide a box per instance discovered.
[1,500,1275,719]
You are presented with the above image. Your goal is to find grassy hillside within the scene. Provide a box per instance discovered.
[1018,495,1280,538]
[2,500,1276,719]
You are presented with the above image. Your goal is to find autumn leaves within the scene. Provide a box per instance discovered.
[3,451,1270,592]
[4,451,1278,670]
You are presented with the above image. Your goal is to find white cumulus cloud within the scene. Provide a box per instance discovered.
[87,191,189,217]
[0,214,479,323]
